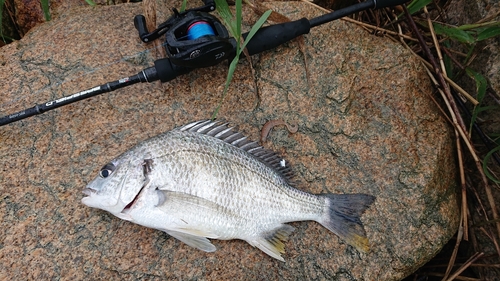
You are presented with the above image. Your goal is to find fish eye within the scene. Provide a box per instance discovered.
[99,163,116,178]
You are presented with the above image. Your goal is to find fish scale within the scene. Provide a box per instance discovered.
[82,120,376,261]
[159,149,308,226]
[159,146,320,223]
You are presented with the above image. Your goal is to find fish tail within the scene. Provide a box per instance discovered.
[318,193,375,252]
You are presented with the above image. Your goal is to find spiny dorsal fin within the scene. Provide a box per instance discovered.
[177,120,295,182]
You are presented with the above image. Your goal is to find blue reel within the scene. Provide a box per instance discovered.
[187,21,216,40]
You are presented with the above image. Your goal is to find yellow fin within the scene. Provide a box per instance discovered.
[349,234,370,253]
[250,224,295,262]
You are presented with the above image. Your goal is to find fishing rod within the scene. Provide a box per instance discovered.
[0,0,408,126]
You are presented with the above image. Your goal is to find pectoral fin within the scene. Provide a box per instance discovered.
[156,190,232,239]
[166,230,216,252]
[157,190,222,211]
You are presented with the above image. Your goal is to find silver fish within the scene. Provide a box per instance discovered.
[82,120,375,261]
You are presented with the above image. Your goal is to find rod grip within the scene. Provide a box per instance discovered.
[243,18,311,56]
[154,58,192,83]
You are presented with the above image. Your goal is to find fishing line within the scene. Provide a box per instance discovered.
[187,21,216,40]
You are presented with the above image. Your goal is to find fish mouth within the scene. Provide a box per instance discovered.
[82,187,96,196]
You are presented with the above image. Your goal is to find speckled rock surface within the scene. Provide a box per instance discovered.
[0,2,459,280]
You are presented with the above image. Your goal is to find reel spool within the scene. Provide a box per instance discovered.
[187,21,216,40]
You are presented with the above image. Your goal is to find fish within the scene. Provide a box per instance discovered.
[82,120,375,261]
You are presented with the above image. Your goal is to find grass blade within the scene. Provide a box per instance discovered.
[240,10,272,50]
[211,9,272,119]
[215,0,236,37]
[466,68,487,135]
[85,0,96,6]
[402,0,432,16]
[211,55,239,119]
[236,0,242,48]
[483,146,500,183]
[433,22,475,44]
[40,0,51,21]
[476,26,500,41]
[407,0,432,14]
[458,20,500,31]
[180,0,187,12]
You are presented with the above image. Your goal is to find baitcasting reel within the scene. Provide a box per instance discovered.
[134,0,236,68]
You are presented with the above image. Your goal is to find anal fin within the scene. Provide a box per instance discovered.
[249,224,295,262]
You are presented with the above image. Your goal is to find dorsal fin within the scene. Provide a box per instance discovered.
[177,120,295,183]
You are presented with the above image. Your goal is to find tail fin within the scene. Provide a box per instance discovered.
[318,193,375,252]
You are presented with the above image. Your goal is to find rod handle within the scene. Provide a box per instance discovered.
[243,18,311,56]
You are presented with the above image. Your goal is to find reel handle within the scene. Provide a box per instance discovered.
[134,15,150,42]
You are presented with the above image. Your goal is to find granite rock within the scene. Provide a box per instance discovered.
[0,2,459,280]
[10,0,89,36]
